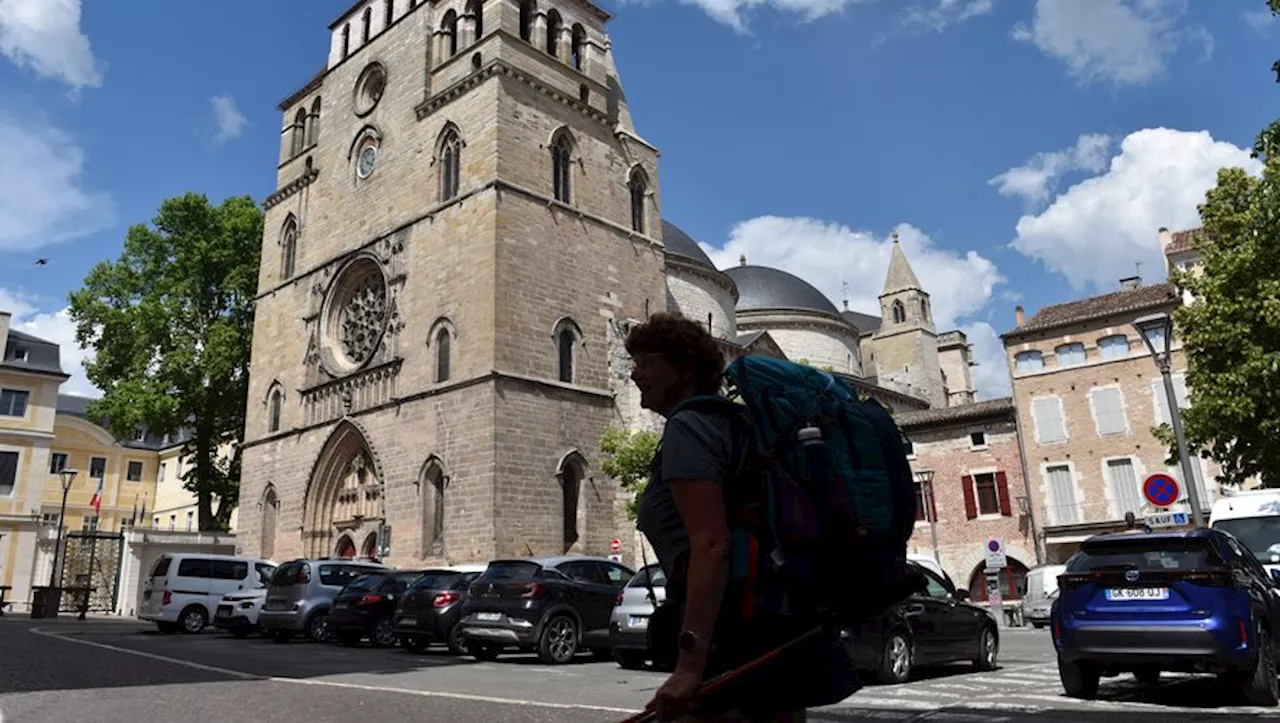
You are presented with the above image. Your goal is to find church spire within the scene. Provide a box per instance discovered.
[882,231,923,296]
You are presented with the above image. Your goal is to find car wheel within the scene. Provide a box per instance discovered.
[1058,656,1100,699]
[446,623,468,656]
[401,635,428,654]
[876,631,912,684]
[370,618,398,648]
[306,611,332,643]
[537,615,580,664]
[614,649,647,670]
[973,625,998,672]
[1238,625,1279,706]
[467,642,501,661]
[179,606,207,634]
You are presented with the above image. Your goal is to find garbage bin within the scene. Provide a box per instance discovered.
[30,587,60,619]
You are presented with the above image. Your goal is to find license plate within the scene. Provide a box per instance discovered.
[1106,587,1169,601]
[629,616,649,628]
[397,616,414,626]
[334,601,349,610]
[476,612,501,622]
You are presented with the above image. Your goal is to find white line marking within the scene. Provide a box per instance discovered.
[30,627,639,716]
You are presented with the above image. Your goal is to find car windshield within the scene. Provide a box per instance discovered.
[1212,516,1280,562]
[1070,537,1222,572]
[480,561,541,582]
[628,565,667,588]
[408,572,461,592]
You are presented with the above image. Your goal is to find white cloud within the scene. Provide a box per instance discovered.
[0,110,114,252]
[900,0,995,33]
[1012,0,1209,86]
[1242,7,1277,33]
[989,133,1112,205]
[1005,128,1263,291]
[672,0,870,33]
[960,321,1012,399]
[211,94,247,143]
[698,216,1011,398]
[3,300,99,397]
[0,0,104,94]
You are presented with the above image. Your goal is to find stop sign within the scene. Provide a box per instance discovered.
[611,538,621,553]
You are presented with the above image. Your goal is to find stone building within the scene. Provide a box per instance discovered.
[234,0,991,570]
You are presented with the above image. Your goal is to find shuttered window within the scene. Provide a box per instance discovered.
[1090,387,1128,436]
[1031,396,1066,443]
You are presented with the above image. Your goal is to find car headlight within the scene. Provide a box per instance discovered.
[240,601,254,609]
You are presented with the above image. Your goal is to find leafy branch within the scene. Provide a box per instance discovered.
[599,425,660,520]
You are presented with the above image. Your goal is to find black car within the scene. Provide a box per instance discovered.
[392,566,486,655]
[458,555,635,664]
[846,561,1000,684]
[328,570,425,647]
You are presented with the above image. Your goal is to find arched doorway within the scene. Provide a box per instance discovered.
[303,420,385,558]
[362,532,378,558]
[967,559,1030,603]
[335,535,356,558]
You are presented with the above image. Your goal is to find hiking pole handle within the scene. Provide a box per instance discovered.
[616,624,828,723]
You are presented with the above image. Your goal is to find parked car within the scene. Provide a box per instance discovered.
[845,560,999,684]
[329,569,427,647]
[213,587,269,638]
[1021,564,1067,629]
[392,565,487,655]
[458,555,635,664]
[258,558,389,643]
[139,553,276,634]
[1052,528,1280,705]
[608,563,666,670]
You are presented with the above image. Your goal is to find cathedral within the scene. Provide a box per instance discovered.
[236,0,977,567]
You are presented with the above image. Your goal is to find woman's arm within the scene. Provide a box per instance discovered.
[669,478,733,675]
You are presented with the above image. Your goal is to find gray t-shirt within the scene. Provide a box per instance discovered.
[635,407,742,583]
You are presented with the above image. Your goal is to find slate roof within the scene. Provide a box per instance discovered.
[56,394,191,451]
[1001,282,1180,340]
[1166,227,1204,255]
[724,265,841,316]
[840,308,882,335]
[895,397,1015,430]
[2,327,68,379]
[661,220,717,271]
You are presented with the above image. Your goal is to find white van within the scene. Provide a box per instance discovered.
[139,553,276,634]
[1210,489,1280,573]
[1020,564,1066,628]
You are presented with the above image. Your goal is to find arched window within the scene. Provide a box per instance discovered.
[335,535,356,558]
[550,130,573,203]
[545,9,562,57]
[518,0,535,42]
[362,532,378,558]
[557,327,575,382]
[435,327,451,382]
[268,386,283,433]
[627,167,647,233]
[921,298,930,323]
[308,97,322,146]
[362,7,373,42]
[291,108,308,156]
[438,126,461,201]
[342,24,351,59]
[442,10,459,57]
[384,0,394,27]
[261,485,279,559]
[467,0,484,40]
[570,24,586,70]
[559,457,583,553]
[421,458,447,556]
[967,559,1030,603]
[280,216,298,280]
[891,299,906,324]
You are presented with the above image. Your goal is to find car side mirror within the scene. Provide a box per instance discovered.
[955,589,970,601]
[1269,569,1280,587]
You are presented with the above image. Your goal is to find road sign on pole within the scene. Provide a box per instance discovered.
[611,538,622,554]
[984,538,1007,570]
[1142,473,1181,508]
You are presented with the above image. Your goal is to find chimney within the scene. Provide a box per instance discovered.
[1014,305,1024,327]
[1119,276,1141,290]
[739,254,747,266]
[0,311,9,362]
[1158,227,1173,274]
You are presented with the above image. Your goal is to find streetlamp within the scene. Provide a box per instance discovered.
[1133,312,1205,527]
[46,467,78,616]
[914,470,940,563]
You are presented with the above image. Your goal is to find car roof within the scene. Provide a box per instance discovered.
[1084,528,1222,545]
[490,555,629,568]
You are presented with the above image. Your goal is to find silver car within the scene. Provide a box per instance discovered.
[608,564,666,669]
[257,558,389,643]
[1022,587,1058,628]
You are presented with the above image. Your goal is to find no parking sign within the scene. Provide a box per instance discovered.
[1142,473,1181,508]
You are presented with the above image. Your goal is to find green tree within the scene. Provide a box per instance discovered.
[1158,9,1280,487]
[68,193,264,530]
[599,425,660,519]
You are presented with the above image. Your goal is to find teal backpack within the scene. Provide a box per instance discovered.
[666,354,922,628]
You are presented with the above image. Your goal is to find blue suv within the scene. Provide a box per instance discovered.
[1052,528,1280,706]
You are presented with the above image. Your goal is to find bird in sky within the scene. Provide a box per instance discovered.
[34,258,48,266]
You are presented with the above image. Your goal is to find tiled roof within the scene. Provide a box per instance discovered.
[895,397,1015,430]
[1166,227,1204,255]
[1002,282,1179,340]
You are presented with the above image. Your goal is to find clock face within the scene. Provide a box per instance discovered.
[357,145,378,178]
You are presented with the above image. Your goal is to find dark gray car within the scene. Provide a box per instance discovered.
[258,558,389,643]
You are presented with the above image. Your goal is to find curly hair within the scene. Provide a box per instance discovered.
[624,312,725,394]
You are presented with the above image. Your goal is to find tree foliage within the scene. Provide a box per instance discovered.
[1162,12,1280,487]
[67,193,264,530]
[599,425,660,519]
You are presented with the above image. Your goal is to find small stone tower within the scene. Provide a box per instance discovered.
[868,233,945,407]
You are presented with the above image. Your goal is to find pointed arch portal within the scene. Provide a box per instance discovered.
[303,419,386,559]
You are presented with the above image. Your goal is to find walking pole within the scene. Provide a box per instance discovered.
[617,624,828,723]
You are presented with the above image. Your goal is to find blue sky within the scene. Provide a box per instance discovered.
[0,0,1275,399]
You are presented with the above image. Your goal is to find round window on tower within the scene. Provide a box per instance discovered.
[320,254,391,376]
[353,62,387,117]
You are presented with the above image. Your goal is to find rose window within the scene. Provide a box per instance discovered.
[322,255,390,374]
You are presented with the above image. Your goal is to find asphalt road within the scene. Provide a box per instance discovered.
[1,618,1277,723]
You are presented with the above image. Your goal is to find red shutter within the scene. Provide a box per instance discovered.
[996,471,1012,517]
[962,475,977,520]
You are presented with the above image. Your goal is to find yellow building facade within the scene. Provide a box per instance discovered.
[151,439,239,534]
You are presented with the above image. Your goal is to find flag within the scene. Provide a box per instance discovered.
[140,498,147,527]
[90,475,103,514]
[131,494,138,524]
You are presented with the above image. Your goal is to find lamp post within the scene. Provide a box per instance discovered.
[914,470,940,563]
[1133,312,1205,527]
[46,468,78,616]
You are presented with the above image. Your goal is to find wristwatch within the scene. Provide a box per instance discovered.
[678,630,712,655]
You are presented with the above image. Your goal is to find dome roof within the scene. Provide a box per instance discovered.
[724,265,840,316]
[661,220,716,270]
